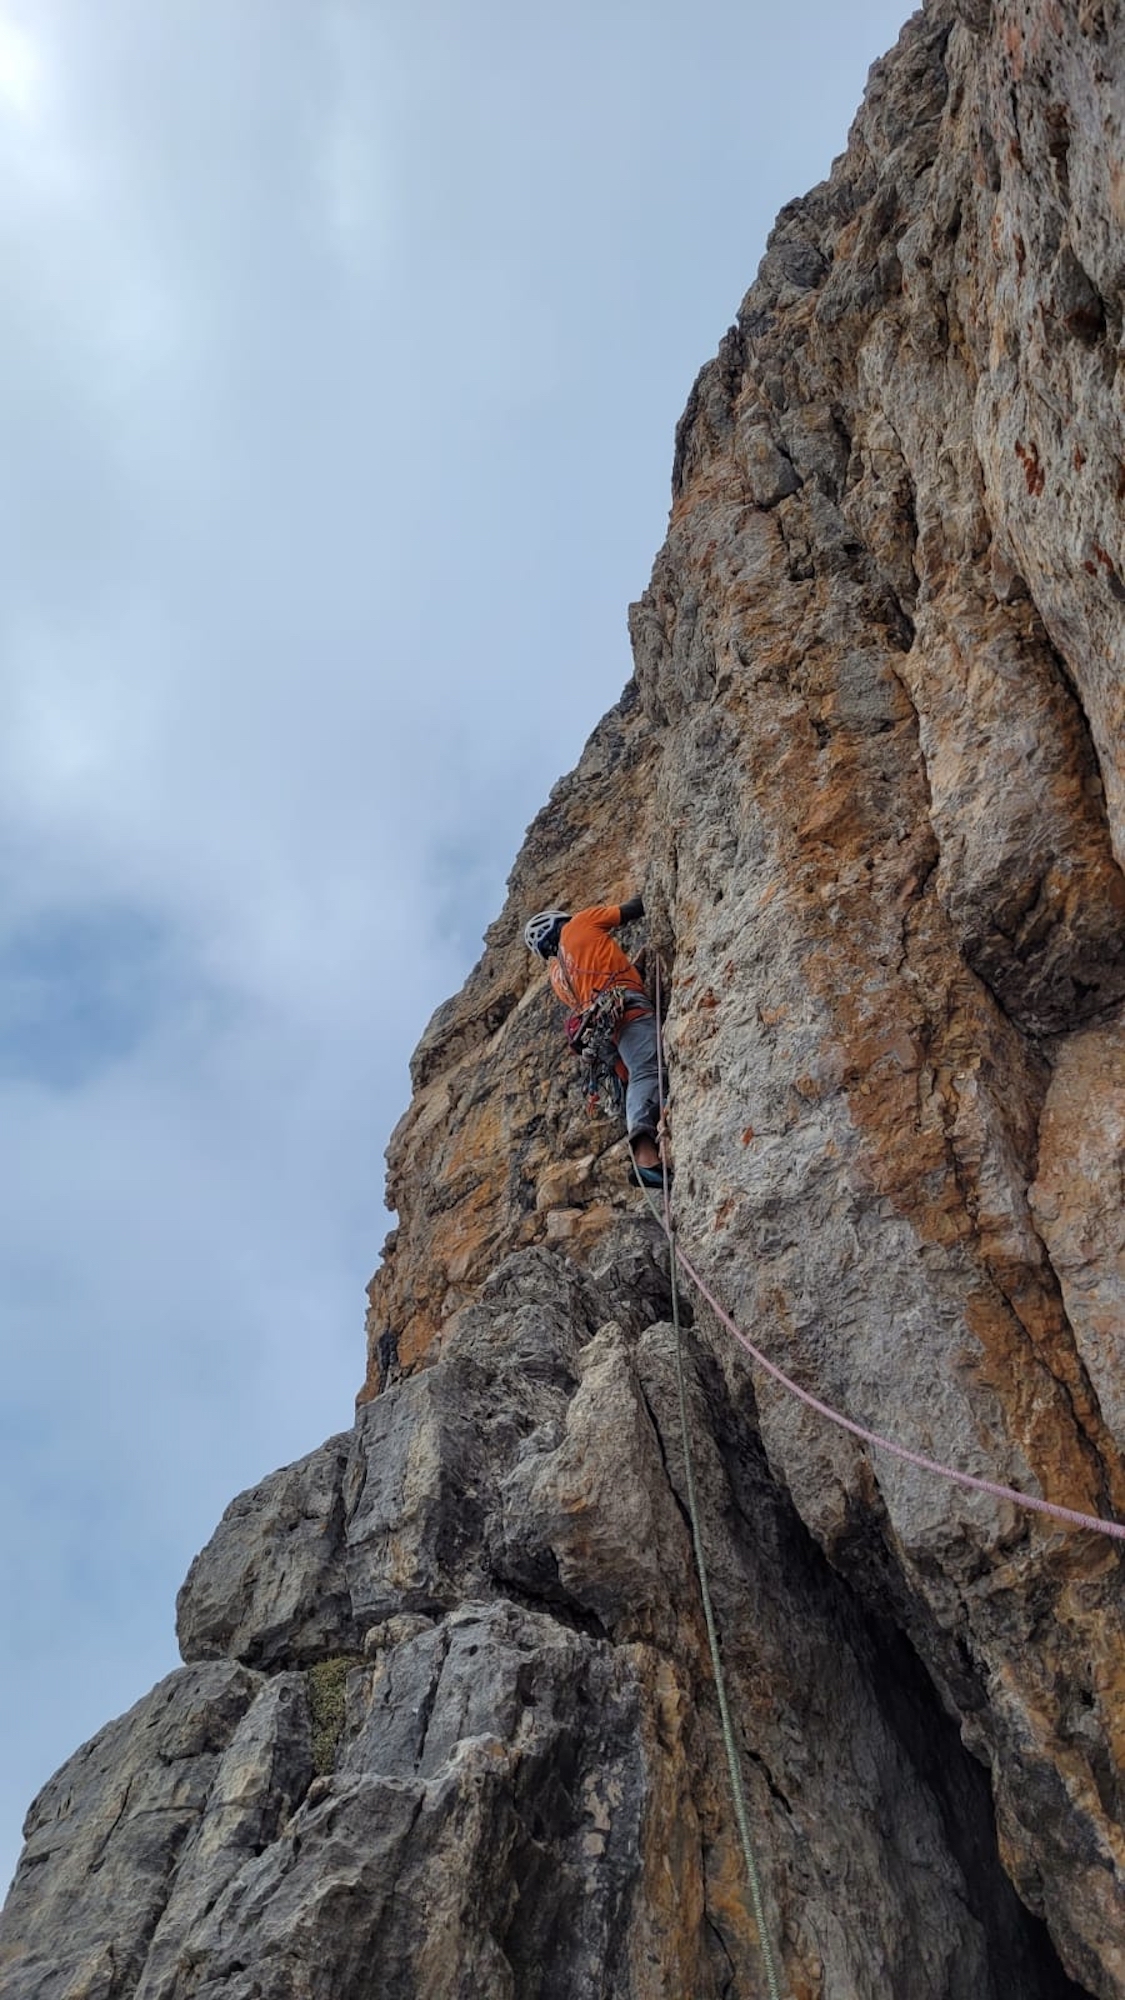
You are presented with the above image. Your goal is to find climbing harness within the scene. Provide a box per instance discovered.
[565,980,633,1050]
[567,984,647,1121]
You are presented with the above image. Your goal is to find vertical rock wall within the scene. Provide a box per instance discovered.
[629,2,1125,1984]
[3,3,1124,1996]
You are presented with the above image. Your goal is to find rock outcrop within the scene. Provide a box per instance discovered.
[4,2,1124,1995]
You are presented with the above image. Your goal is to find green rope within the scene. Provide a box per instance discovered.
[630,1146,784,2000]
[632,952,784,1996]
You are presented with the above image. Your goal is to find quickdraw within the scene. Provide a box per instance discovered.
[566,984,635,1119]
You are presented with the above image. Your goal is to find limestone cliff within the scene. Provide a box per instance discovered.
[4,2,1125,1995]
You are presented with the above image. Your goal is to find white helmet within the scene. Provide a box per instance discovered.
[524,909,569,957]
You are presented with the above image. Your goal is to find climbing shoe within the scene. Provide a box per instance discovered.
[629,1163,673,1190]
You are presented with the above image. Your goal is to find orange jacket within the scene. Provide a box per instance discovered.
[549,905,647,1017]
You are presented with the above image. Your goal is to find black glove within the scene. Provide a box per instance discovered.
[618,894,644,924]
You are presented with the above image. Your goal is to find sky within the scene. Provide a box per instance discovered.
[0,0,912,1893]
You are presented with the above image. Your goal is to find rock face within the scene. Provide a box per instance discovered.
[4,2,1125,1995]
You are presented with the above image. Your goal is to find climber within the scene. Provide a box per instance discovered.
[523,896,671,1189]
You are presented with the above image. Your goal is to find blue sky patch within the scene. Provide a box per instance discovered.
[0,905,180,1089]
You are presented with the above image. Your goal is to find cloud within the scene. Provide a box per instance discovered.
[315,7,392,275]
[0,0,912,1898]
[0,903,185,1088]
[0,9,42,123]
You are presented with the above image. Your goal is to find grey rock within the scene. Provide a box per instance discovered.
[177,1436,359,1668]
[7,2,1125,1994]
[1030,1011,1125,1451]
[134,1674,314,2000]
[0,1663,262,2000]
[343,1368,490,1626]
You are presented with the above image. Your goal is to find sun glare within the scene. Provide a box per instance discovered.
[0,11,41,120]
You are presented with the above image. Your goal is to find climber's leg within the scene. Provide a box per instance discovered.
[616,1012,664,1170]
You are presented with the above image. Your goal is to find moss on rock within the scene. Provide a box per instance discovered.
[305,1656,363,1775]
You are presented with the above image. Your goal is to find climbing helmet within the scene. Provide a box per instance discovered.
[524,909,570,958]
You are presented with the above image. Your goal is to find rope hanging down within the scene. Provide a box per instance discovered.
[630,1133,785,2000]
[648,962,1125,1546]
[628,970,787,2000]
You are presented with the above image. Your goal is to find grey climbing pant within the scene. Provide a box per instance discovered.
[616,1008,663,1142]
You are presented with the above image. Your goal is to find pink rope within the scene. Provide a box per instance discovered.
[651,963,1125,1543]
[672,1241,1125,1541]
